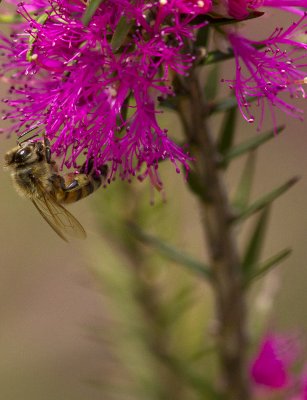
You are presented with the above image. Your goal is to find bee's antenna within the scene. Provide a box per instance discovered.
[17,126,41,145]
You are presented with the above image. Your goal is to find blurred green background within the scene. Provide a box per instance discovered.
[0,6,307,400]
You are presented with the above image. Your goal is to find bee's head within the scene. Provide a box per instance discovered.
[4,141,46,167]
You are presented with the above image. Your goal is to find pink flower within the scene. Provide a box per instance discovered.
[227,0,262,19]
[227,0,307,19]
[0,0,198,185]
[250,333,300,389]
[159,0,212,14]
[225,14,307,131]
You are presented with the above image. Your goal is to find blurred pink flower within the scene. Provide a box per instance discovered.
[225,14,307,131]
[250,333,300,389]
[171,0,212,14]
[0,0,202,184]
[226,0,307,19]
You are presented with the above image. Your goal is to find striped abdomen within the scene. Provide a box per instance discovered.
[53,165,108,204]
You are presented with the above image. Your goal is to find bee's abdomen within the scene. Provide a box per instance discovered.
[59,165,108,204]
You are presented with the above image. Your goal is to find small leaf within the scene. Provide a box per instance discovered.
[245,248,292,286]
[111,16,133,52]
[232,152,256,212]
[192,38,265,66]
[188,346,216,363]
[203,49,234,66]
[222,126,284,163]
[198,11,264,26]
[242,207,270,275]
[209,96,256,114]
[163,286,195,326]
[82,0,105,26]
[195,24,210,47]
[158,97,177,110]
[128,223,211,279]
[26,12,49,62]
[204,65,220,101]
[183,371,221,399]
[235,176,300,223]
[162,356,220,399]
[217,107,237,165]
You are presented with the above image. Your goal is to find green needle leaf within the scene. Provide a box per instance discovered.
[26,12,49,62]
[235,176,300,223]
[204,65,220,101]
[222,125,285,163]
[163,287,195,326]
[232,152,256,213]
[242,207,270,275]
[82,0,105,26]
[111,16,133,52]
[195,24,210,47]
[203,49,234,66]
[161,355,221,399]
[209,96,257,114]
[244,248,292,286]
[217,107,237,165]
[204,43,264,65]
[199,11,264,26]
[128,223,211,279]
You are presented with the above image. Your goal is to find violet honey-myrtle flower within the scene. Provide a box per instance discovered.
[1,0,205,186]
[225,0,307,19]
[163,0,213,14]
[250,333,301,390]
[224,14,307,130]
[0,1,307,187]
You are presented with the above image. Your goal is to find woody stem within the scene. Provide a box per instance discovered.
[176,67,250,400]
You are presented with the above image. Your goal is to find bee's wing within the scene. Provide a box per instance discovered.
[31,186,86,242]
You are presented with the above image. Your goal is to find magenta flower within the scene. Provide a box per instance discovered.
[160,0,212,14]
[225,14,307,130]
[0,0,206,185]
[1,0,306,183]
[250,333,300,389]
[226,0,259,19]
[226,0,307,19]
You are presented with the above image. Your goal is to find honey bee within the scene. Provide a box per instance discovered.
[4,131,108,241]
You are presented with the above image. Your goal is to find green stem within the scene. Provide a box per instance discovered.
[176,68,250,400]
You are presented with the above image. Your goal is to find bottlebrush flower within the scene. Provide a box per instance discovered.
[250,333,300,389]
[226,0,259,19]
[159,0,212,14]
[0,0,206,186]
[226,0,307,19]
[224,14,307,130]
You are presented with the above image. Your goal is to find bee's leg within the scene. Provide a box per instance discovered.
[64,174,91,191]
[43,136,52,164]
[62,160,108,192]
[79,158,95,175]
[78,158,108,176]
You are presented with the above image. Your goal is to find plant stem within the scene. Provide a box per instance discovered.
[176,68,250,400]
